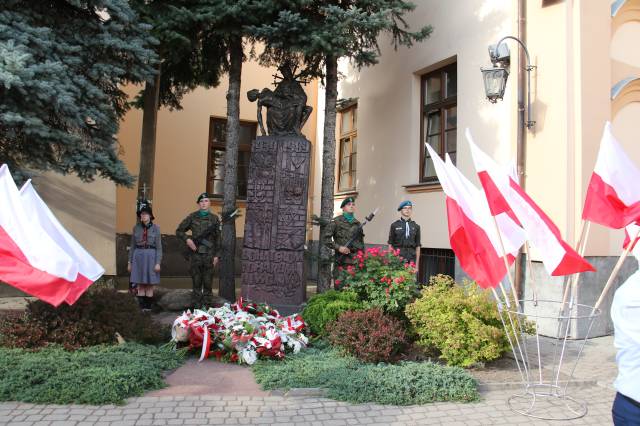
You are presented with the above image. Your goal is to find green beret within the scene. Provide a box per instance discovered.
[196,192,210,203]
[340,197,355,209]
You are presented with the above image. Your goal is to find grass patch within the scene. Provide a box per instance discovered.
[252,346,479,405]
[0,343,185,405]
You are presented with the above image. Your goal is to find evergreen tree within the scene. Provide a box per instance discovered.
[130,0,226,200]
[255,0,432,292]
[0,0,157,185]
[167,0,283,301]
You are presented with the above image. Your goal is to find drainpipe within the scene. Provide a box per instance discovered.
[514,0,527,302]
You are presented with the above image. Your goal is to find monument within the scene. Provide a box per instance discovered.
[241,64,312,313]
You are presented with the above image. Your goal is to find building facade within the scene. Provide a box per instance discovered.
[6,1,640,337]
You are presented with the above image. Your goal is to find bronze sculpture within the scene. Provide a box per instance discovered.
[247,64,313,136]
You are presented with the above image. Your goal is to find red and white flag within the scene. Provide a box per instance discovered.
[583,122,640,229]
[623,222,640,251]
[0,165,79,305]
[20,180,103,304]
[467,130,594,276]
[426,144,525,289]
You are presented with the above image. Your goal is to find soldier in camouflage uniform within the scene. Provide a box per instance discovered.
[176,193,221,305]
[323,197,365,285]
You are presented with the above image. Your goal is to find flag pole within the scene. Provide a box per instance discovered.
[523,242,538,303]
[561,220,590,308]
[491,216,521,311]
[592,226,640,314]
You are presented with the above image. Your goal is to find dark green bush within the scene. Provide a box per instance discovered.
[252,347,478,405]
[301,290,364,336]
[405,274,509,367]
[0,343,185,404]
[0,289,169,349]
[326,308,407,363]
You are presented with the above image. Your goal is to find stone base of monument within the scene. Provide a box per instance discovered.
[240,135,310,314]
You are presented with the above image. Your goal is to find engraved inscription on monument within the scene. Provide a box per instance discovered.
[241,64,312,310]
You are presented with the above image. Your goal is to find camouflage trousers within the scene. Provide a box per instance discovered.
[190,253,214,304]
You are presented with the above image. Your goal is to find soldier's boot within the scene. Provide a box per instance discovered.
[191,274,203,307]
[202,268,214,307]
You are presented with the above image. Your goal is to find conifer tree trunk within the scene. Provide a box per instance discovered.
[318,55,338,293]
[137,67,161,200]
[219,36,243,301]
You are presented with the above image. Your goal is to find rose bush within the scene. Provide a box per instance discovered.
[336,247,419,315]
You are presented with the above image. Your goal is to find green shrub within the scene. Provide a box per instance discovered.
[326,308,407,363]
[252,347,478,405]
[302,290,364,336]
[405,274,509,367]
[0,289,169,350]
[337,247,419,315]
[0,343,185,404]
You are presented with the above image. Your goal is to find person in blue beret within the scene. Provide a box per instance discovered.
[388,200,421,267]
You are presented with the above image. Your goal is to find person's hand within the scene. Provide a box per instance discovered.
[186,238,197,251]
[213,257,219,267]
[338,246,350,255]
[154,264,161,273]
[127,262,131,273]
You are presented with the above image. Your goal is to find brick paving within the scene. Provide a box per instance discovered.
[0,385,614,425]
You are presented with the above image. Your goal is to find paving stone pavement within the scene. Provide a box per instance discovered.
[0,385,615,425]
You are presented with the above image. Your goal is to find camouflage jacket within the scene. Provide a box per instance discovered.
[323,215,365,261]
[176,211,221,256]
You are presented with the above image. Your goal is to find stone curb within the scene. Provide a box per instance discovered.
[478,378,598,392]
[268,388,327,397]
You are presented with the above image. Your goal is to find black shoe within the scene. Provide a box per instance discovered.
[142,296,153,312]
[136,296,145,309]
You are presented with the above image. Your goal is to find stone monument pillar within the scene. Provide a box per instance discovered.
[241,64,312,313]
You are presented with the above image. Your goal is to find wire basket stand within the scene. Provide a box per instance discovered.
[495,297,601,420]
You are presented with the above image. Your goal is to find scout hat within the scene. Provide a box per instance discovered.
[340,197,355,209]
[196,192,210,203]
[397,200,413,211]
[136,200,155,220]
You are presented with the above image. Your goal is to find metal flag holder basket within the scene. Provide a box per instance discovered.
[495,297,601,421]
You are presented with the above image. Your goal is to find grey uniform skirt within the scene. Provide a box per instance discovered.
[130,248,160,285]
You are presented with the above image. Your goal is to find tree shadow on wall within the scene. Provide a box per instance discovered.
[30,176,115,241]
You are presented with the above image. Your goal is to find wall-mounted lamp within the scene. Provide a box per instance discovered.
[481,36,536,129]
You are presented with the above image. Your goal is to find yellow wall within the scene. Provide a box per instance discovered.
[316,0,515,248]
[31,173,117,275]
[117,55,318,237]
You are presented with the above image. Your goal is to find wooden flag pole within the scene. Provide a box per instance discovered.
[561,220,591,308]
[492,216,521,311]
[523,242,538,303]
[592,226,640,314]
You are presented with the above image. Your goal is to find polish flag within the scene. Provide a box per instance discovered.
[20,180,104,304]
[426,144,525,289]
[0,165,79,305]
[582,122,640,229]
[623,222,640,251]
[467,130,595,276]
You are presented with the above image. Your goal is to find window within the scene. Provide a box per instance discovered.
[207,117,257,198]
[420,63,457,182]
[337,105,357,192]
[419,247,455,284]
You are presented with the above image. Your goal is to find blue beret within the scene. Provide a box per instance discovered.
[340,197,355,208]
[397,200,413,211]
[196,192,210,203]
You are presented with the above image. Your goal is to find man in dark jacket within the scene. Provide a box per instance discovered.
[176,193,221,305]
[323,197,365,284]
[388,200,421,266]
